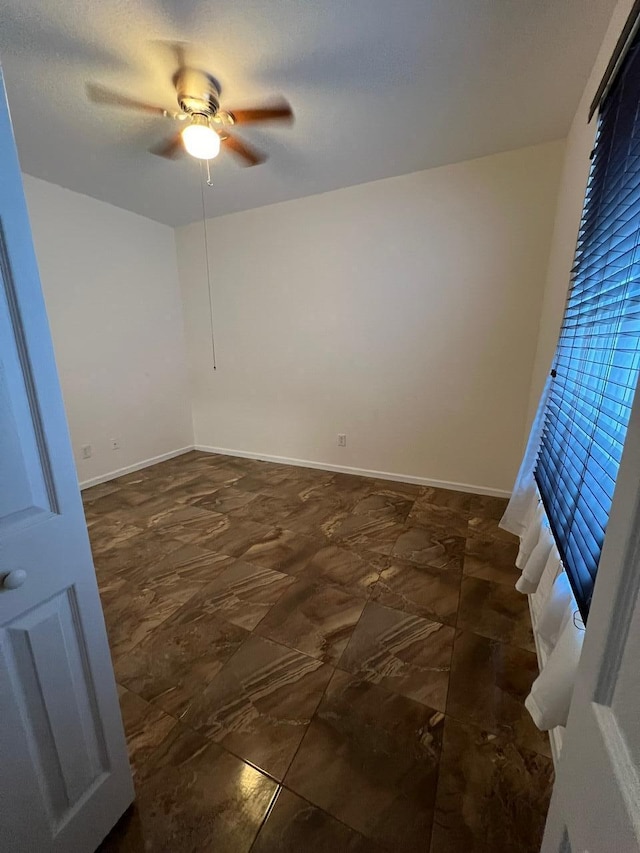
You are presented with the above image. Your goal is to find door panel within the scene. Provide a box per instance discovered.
[0,223,56,526]
[0,66,133,852]
[5,589,108,814]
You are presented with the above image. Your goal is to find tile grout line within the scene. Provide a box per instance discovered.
[250,784,389,852]
[247,784,284,852]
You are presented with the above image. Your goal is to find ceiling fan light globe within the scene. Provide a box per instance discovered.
[181,124,220,160]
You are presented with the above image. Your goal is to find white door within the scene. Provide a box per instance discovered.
[542,385,640,849]
[0,69,133,852]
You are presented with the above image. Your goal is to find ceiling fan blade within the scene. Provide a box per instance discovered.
[87,83,169,116]
[221,131,266,166]
[226,100,293,124]
[150,131,185,159]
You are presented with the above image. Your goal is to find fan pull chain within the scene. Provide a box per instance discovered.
[199,161,217,370]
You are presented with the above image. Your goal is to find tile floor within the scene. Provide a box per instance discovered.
[88,451,554,852]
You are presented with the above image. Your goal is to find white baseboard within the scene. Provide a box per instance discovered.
[528,595,564,766]
[79,446,194,490]
[194,444,511,498]
[80,442,512,498]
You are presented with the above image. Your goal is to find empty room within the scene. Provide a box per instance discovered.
[2,0,640,851]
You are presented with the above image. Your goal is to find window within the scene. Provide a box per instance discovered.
[535,32,640,619]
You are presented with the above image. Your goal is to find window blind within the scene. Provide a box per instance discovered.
[535,32,640,620]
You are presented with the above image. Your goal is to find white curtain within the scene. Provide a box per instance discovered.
[500,373,585,733]
[499,374,551,537]
[500,372,560,597]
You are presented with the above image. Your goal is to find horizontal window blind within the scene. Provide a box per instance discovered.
[535,33,640,619]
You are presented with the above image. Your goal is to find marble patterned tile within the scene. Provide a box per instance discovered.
[351,490,414,522]
[108,724,278,853]
[167,465,242,491]
[81,480,121,503]
[197,558,296,630]
[255,578,366,664]
[391,525,465,570]
[371,558,461,626]
[407,501,469,537]
[467,515,519,544]
[116,685,177,780]
[163,471,243,505]
[144,505,227,542]
[297,475,344,504]
[417,486,472,513]
[240,527,325,574]
[234,466,300,496]
[109,467,165,489]
[199,516,278,558]
[115,600,249,719]
[328,472,383,509]
[101,563,210,665]
[227,492,303,525]
[274,473,339,504]
[92,529,183,571]
[326,512,405,555]
[96,569,128,601]
[188,485,258,515]
[183,634,333,779]
[102,541,230,596]
[296,543,382,596]
[430,717,554,853]
[102,491,189,528]
[252,789,379,853]
[97,804,146,851]
[83,487,152,517]
[151,470,220,495]
[281,499,348,536]
[285,669,444,851]
[150,543,234,586]
[370,478,422,498]
[117,467,204,495]
[463,533,520,585]
[458,576,535,651]
[339,601,454,711]
[81,502,106,524]
[447,630,550,757]
[469,494,510,521]
[88,456,552,850]
[86,513,145,555]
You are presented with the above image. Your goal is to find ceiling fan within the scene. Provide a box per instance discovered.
[87,65,293,166]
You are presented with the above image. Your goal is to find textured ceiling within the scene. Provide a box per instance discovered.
[1,0,617,227]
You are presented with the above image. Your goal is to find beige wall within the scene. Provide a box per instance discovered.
[177,141,563,494]
[23,0,634,495]
[23,174,193,485]
[526,0,636,423]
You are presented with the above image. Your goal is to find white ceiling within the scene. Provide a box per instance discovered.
[1,0,616,227]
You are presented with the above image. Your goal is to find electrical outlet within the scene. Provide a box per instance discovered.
[337,433,347,447]
[81,444,92,460]
[111,438,121,451]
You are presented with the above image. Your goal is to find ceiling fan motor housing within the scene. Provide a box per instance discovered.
[175,68,220,117]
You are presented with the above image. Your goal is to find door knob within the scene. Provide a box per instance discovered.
[2,570,27,590]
